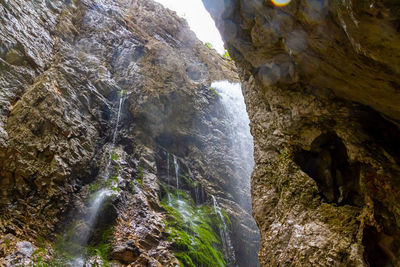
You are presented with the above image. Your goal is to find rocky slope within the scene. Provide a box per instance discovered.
[0,0,259,266]
[202,0,400,266]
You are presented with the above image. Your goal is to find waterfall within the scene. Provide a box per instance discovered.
[104,91,125,180]
[72,189,112,246]
[211,80,256,266]
[211,195,237,266]
[111,92,124,148]
[173,155,179,190]
[65,90,126,265]
[166,151,170,185]
[211,81,254,210]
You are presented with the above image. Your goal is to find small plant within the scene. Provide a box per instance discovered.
[33,255,46,267]
[111,185,120,193]
[4,238,10,249]
[209,87,220,99]
[137,178,143,186]
[87,228,113,267]
[280,150,288,159]
[110,151,119,161]
[36,236,47,254]
[204,42,213,49]
[32,237,47,267]
[89,182,101,193]
[105,165,120,189]
[137,165,144,179]
[223,49,232,60]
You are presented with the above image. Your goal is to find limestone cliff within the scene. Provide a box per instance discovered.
[0,0,259,266]
[202,0,400,266]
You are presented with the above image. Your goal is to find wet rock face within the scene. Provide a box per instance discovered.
[0,0,259,266]
[202,0,400,266]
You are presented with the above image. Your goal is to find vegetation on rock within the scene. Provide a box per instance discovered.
[161,188,227,267]
[204,42,214,50]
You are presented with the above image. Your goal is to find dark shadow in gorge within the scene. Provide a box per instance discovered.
[363,226,395,267]
[353,106,400,166]
[294,133,363,206]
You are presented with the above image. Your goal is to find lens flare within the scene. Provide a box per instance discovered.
[271,0,292,7]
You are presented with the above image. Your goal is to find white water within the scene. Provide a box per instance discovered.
[211,81,255,266]
[173,155,180,190]
[212,195,237,266]
[166,151,170,186]
[212,81,254,209]
[111,93,124,146]
[67,91,125,266]
[104,91,125,180]
[73,189,112,246]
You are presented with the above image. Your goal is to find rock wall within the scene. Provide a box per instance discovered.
[202,0,400,266]
[0,0,259,266]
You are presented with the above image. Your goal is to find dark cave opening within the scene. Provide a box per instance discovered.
[363,226,394,267]
[294,133,363,206]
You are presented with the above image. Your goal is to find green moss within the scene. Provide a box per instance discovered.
[137,165,144,179]
[4,238,10,249]
[33,255,47,267]
[110,151,119,161]
[87,228,113,267]
[175,252,195,267]
[89,182,101,193]
[105,166,119,189]
[161,191,226,267]
[220,209,231,225]
[280,149,288,159]
[181,174,199,189]
[48,227,114,266]
[209,87,220,99]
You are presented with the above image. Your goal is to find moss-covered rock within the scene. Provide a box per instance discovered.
[161,190,227,267]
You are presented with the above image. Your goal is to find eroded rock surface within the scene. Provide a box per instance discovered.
[202,0,400,266]
[0,0,259,266]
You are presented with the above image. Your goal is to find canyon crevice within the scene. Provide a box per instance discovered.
[202,0,400,266]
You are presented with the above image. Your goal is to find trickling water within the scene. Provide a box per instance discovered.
[173,155,179,190]
[104,91,125,180]
[65,91,126,266]
[112,93,124,147]
[212,195,237,266]
[166,151,170,186]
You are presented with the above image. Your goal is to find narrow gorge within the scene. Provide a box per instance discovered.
[1,0,400,267]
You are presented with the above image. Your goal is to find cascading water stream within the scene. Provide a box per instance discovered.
[212,81,254,210]
[173,155,180,191]
[111,93,124,148]
[211,80,257,266]
[167,151,170,185]
[66,90,126,265]
[212,195,237,266]
[104,92,125,180]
